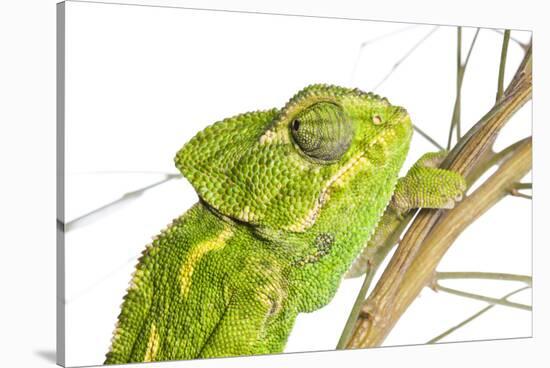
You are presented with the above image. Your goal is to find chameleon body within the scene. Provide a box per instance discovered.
[105,84,465,364]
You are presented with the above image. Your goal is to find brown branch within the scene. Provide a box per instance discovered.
[348,136,532,348]
[345,44,532,349]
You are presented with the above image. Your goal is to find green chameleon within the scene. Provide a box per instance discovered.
[104,84,465,364]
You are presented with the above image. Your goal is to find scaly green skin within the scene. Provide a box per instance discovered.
[105,84,463,364]
[346,151,466,277]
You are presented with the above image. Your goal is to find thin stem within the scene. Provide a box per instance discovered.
[457,28,480,140]
[509,190,532,200]
[455,27,462,141]
[426,286,530,344]
[373,26,438,91]
[71,170,181,176]
[413,124,444,150]
[64,174,181,232]
[434,283,531,311]
[337,268,376,349]
[512,182,532,190]
[490,29,529,51]
[350,24,418,83]
[447,28,480,149]
[497,30,511,103]
[510,180,533,199]
[435,271,531,286]
[463,29,480,70]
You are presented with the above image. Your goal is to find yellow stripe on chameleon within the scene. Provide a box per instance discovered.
[179,227,233,297]
[143,323,160,362]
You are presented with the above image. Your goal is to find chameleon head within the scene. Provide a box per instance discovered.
[175,84,412,233]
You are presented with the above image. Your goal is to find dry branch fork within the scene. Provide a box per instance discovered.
[345,43,532,348]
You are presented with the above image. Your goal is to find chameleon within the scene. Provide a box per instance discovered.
[104,84,465,364]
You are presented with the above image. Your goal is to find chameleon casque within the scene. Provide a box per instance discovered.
[105,84,465,364]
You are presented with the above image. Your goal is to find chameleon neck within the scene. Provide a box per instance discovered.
[286,145,408,313]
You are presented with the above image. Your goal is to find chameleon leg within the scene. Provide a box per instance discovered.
[390,151,466,215]
[346,151,466,278]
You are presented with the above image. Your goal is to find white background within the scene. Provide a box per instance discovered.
[61,2,533,367]
[0,1,548,368]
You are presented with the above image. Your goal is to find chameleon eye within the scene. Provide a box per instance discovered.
[290,102,354,162]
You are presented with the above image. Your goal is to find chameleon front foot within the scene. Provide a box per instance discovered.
[390,151,466,216]
[346,151,466,278]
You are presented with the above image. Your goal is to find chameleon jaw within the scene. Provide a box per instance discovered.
[286,150,371,232]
